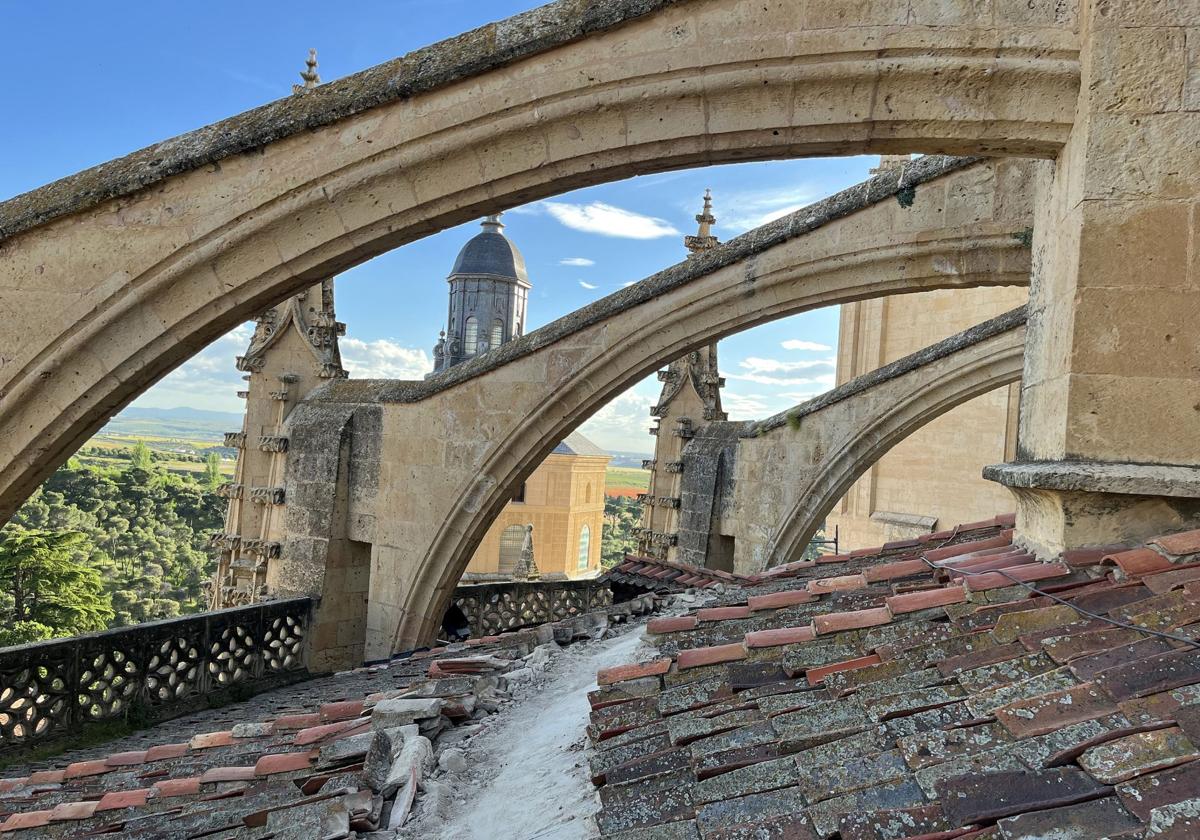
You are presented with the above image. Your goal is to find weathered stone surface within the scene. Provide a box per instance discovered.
[363,725,418,792]
[371,697,444,729]
[381,734,433,799]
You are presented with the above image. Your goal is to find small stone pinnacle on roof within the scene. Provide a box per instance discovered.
[870,154,912,175]
[684,188,719,255]
[292,49,321,95]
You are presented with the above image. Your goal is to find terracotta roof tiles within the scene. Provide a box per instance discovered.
[586,519,1200,839]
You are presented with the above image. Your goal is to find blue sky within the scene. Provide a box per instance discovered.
[2,1,876,455]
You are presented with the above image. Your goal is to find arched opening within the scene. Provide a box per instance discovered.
[491,319,504,349]
[577,525,591,571]
[498,524,526,575]
[463,317,479,355]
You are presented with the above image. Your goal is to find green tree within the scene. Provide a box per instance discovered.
[601,495,643,568]
[0,528,113,644]
[129,441,153,471]
[202,453,223,489]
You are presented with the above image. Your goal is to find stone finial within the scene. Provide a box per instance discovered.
[292,49,321,95]
[684,189,719,255]
[481,213,505,232]
[512,524,540,581]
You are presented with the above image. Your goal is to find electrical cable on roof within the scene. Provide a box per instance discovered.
[920,555,1200,651]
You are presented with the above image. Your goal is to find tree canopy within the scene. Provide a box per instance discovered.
[2,451,224,643]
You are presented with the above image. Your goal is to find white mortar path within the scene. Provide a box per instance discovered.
[404,626,650,840]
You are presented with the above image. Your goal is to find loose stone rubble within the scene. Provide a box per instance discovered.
[0,595,656,838]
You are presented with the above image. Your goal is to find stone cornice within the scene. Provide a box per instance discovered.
[984,461,1200,498]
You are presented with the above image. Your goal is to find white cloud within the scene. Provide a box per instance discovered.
[560,257,596,267]
[721,392,772,418]
[579,281,598,290]
[779,391,821,403]
[541,201,680,239]
[717,184,820,233]
[133,323,253,412]
[725,372,837,388]
[737,356,836,374]
[781,339,833,352]
[340,338,432,380]
[577,380,659,454]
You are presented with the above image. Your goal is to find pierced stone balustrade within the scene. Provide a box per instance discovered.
[0,599,312,753]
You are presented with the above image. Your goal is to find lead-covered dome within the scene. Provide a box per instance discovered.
[449,215,529,283]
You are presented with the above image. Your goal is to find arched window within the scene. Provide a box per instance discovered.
[463,317,479,354]
[491,319,504,348]
[577,525,591,570]
[499,524,525,575]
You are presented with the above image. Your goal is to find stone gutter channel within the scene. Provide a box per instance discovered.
[398,618,659,839]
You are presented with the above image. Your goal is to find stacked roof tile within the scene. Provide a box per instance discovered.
[587,521,1200,839]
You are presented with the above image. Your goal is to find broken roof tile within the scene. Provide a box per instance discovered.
[992,604,1081,644]
[924,531,1013,563]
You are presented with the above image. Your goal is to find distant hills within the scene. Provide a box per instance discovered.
[103,407,655,464]
[102,406,244,441]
